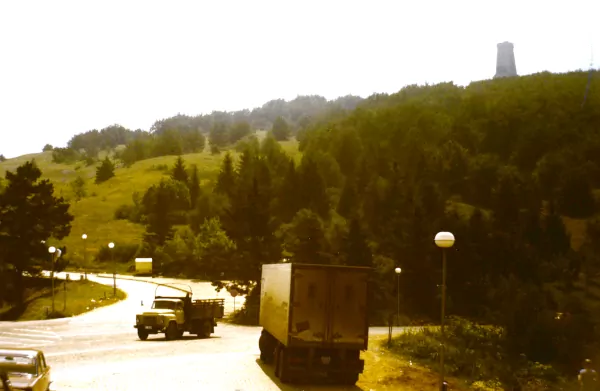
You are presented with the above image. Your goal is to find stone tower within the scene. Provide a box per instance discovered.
[494,41,517,79]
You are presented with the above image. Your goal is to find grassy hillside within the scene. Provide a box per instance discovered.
[0,131,300,261]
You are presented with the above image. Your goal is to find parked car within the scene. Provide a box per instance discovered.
[0,348,51,391]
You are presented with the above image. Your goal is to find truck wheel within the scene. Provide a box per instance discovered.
[137,329,149,341]
[259,330,276,364]
[337,373,359,385]
[276,346,291,383]
[196,320,212,338]
[165,322,179,341]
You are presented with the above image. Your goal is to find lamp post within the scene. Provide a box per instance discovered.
[394,267,402,327]
[82,234,87,280]
[108,242,115,297]
[48,246,56,314]
[434,231,455,391]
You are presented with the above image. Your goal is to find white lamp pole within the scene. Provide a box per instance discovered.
[48,246,56,313]
[82,234,87,280]
[435,231,455,391]
[108,242,115,296]
[394,267,402,327]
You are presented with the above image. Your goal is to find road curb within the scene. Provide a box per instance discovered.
[94,274,160,285]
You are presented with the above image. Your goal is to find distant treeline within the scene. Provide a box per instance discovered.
[48,95,363,165]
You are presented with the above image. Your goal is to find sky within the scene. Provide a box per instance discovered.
[0,0,598,158]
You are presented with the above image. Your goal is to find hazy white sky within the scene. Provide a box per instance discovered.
[0,0,598,158]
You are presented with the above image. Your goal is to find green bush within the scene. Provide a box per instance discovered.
[389,316,564,389]
[96,243,140,263]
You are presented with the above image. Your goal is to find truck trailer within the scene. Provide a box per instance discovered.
[258,263,371,385]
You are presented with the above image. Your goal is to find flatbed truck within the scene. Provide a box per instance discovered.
[134,283,225,340]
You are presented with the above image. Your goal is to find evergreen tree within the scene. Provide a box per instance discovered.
[557,169,595,218]
[342,218,372,267]
[95,157,115,184]
[142,179,190,246]
[171,156,189,184]
[214,153,236,200]
[188,164,201,209]
[298,155,329,218]
[70,176,87,201]
[337,177,359,218]
[0,160,74,302]
[271,116,291,141]
[209,122,229,151]
[282,209,329,264]
[229,121,252,144]
[276,158,301,222]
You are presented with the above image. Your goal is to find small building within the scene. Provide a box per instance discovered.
[135,258,153,275]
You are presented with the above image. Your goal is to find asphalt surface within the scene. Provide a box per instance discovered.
[0,272,401,391]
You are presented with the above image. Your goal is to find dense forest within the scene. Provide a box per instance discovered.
[2,69,600,386]
[47,94,363,165]
[111,70,600,379]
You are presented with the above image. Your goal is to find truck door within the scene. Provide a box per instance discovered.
[328,270,368,346]
[290,267,328,344]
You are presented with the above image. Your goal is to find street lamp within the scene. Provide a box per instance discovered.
[434,231,455,391]
[108,242,115,297]
[394,267,402,327]
[48,246,56,313]
[82,234,87,280]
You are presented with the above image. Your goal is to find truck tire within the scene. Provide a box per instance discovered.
[337,373,359,385]
[276,346,291,383]
[165,322,179,341]
[259,330,276,364]
[137,329,149,341]
[196,320,212,338]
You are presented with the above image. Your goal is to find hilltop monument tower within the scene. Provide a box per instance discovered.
[494,41,517,79]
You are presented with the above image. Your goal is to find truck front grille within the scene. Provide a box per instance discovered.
[142,316,157,325]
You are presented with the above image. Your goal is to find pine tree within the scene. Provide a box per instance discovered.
[337,177,358,218]
[214,153,236,200]
[283,209,329,264]
[298,155,329,218]
[171,156,188,184]
[271,116,291,141]
[277,159,301,222]
[188,164,201,209]
[95,157,115,184]
[342,218,372,267]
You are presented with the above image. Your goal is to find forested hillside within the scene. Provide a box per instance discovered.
[2,69,600,387]
[120,69,600,380]
[47,94,362,166]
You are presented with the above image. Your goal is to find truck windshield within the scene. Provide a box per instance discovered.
[152,301,176,310]
[0,354,37,375]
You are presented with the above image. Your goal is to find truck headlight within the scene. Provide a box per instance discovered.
[136,316,141,324]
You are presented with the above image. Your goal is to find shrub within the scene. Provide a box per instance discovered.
[389,316,565,389]
[96,243,140,263]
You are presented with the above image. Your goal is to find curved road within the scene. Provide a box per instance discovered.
[0,273,394,390]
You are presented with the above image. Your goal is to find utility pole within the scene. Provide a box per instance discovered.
[48,247,56,314]
[82,234,87,280]
[109,242,115,296]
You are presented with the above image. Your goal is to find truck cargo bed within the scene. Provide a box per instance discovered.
[190,298,225,319]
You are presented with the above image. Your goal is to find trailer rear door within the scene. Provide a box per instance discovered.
[289,267,328,344]
[327,269,369,347]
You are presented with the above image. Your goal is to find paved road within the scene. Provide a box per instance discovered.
[0,273,404,390]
